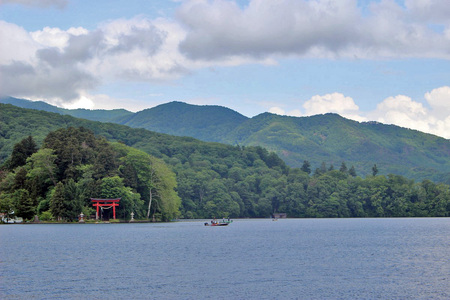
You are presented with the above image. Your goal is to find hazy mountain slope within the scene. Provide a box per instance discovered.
[59,108,133,123]
[0,97,133,123]
[117,101,248,142]
[0,96,62,113]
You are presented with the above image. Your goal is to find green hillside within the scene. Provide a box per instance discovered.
[115,102,450,182]
[118,101,248,142]
[2,97,450,184]
[224,113,450,183]
[59,107,133,123]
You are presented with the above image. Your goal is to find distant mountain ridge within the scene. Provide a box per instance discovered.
[2,96,449,183]
[117,101,248,142]
[0,97,133,123]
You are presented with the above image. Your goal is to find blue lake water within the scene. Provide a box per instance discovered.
[1,218,449,299]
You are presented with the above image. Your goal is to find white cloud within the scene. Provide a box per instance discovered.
[375,95,427,117]
[424,86,450,118]
[43,92,150,112]
[0,17,190,103]
[405,0,450,24]
[371,95,429,131]
[60,95,95,110]
[268,107,287,115]
[0,21,40,65]
[177,0,450,61]
[369,90,450,138]
[178,0,364,60]
[31,26,88,50]
[302,92,365,121]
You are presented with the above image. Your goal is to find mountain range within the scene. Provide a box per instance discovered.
[2,96,449,183]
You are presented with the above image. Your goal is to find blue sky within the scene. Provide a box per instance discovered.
[1,0,449,138]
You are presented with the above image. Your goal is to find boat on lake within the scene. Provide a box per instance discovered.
[204,218,232,226]
[204,222,229,226]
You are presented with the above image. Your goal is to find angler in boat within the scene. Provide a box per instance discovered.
[204,218,232,226]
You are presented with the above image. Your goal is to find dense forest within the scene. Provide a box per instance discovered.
[1,105,449,221]
[0,128,180,222]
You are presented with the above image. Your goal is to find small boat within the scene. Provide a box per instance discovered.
[204,219,231,226]
[204,222,229,226]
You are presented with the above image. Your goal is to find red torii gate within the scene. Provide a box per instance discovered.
[91,198,120,220]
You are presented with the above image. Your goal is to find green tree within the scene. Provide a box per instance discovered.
[372,164,379,176]
[314,162,327,177]
[50,182,65,221]
[93,138,118,179]
[37,199,50,215]
[26,148,58,187]
[63,178,82,221]
[301,160,311,174]
[8,136,38,170]
[0,192,16,221]
[113,143,180,221]
[349,165,357,177]
[148,156,181,221]
[100,176,143,220]
[14,189,35,220]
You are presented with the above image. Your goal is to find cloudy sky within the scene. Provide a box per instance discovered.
[1,0,449,138]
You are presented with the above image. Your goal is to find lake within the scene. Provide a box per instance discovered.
[1,218,449,299]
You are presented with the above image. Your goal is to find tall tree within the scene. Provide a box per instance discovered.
[339,162,348,173]
[26,148,58,187]
[372,164,379,176]
[8,136,38,170]
[301,160,311,174]
[63,179,82,221]
[14,189,35,220]
[349,165,357,177]
[50,182,65,221]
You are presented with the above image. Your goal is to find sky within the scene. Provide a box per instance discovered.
[1,0,449,138]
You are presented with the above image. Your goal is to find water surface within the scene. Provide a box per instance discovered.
[1,218,449,299]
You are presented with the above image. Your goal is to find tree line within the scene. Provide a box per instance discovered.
[172,153,449,218]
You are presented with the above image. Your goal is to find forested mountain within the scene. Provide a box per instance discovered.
[0,97,133,123]
[223,113,450,183]
[2,97,450,183]
[1,104,449,219]
[120,103,450,183]
[116,101,248,142]
[0,96,62,113]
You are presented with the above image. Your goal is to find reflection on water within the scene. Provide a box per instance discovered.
[1,218,449,299]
